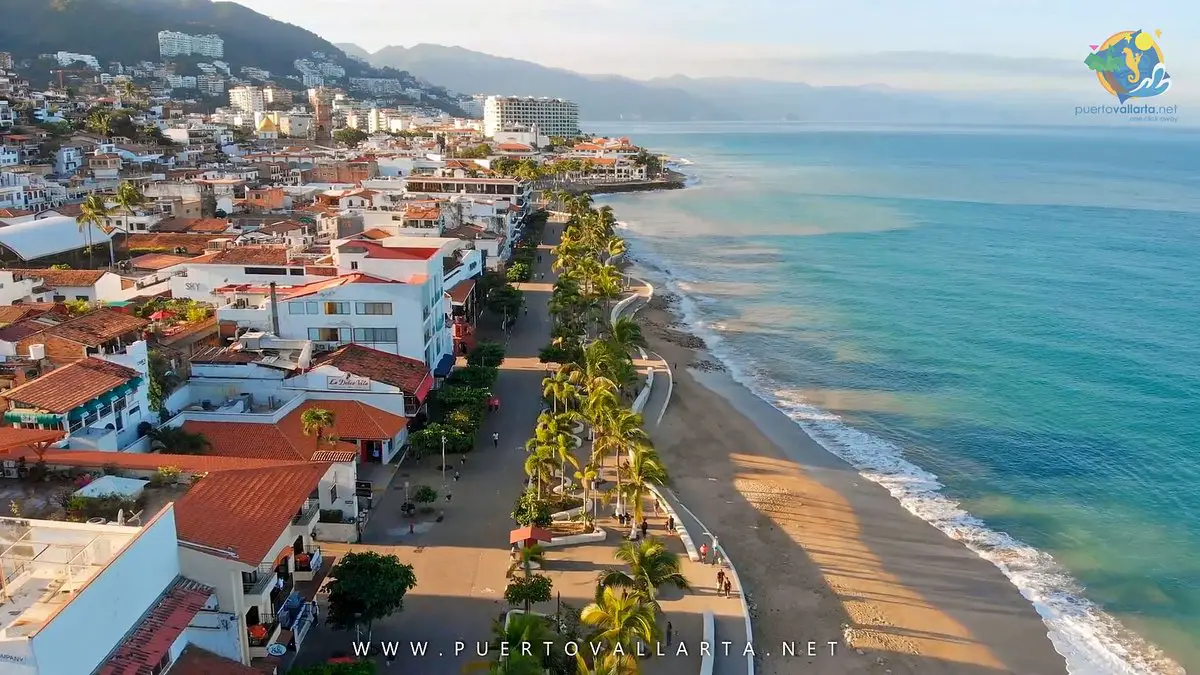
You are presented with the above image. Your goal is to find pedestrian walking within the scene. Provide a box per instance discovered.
[724,578,733,597]
[460,454,466,466]
[667,515,675,532]
[640,519,649,538]
[492,432,499,447]
[524,306,528,315]
[454,470,460,482]
[699,543,708,563]
[666,621,673,647]
[716,569,726,595]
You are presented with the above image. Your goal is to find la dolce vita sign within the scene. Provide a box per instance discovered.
[326,375,371,391]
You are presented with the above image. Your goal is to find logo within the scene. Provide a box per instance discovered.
[1085,29,1171,102]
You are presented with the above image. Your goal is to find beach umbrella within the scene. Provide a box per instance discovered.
[149,310,175,321]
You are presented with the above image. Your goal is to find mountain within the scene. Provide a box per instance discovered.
[345,43,734,122]
[1,0,373,81]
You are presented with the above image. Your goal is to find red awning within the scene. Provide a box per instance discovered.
[510,526,553,545]
[413,371,434,403]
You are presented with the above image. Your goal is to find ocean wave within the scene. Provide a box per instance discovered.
[621,235,1183,675]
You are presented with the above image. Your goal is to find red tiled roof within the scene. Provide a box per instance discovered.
[360,228,391,240]
[447,278,475,305]
[97,577,214,675]
[23,449,307,472]
[173,462,330,563]
[337,240,441,261]
[279,273,397,300]
[2,358,139,413]
[125,233,214,255]
[180,420,357,462]
[0,428,64,456]
[128,253,192,270]
[31,308,147,347]
[206,247,290,266]
[279,399,407,442]
[0,268,108,287]
[311,449,359,463]
[0,304,55,326]
[169,645,262,675]
[312,344,433,400]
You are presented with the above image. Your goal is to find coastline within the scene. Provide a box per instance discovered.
[639,291,1069,675]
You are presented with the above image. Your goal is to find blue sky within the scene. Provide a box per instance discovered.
[237,0,1197,96]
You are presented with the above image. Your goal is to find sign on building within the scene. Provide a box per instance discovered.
[326,374,370,391]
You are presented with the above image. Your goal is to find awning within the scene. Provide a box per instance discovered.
[433,353,456,378]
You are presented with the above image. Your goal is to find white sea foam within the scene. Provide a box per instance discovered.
[618,231,1184,675]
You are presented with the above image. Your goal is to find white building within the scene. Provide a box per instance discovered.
[0,100,14,129]
[483,95,579,139]
[228,85,265,114]
[158,31,225,59]
[0,268,123,303]
[0,506,246,675]
[53,52,100,70]
[459,94,487,119]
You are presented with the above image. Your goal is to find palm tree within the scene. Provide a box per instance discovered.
[620,445,668,524]
[574,461,601,519]
[597,538,689,613]
[85,109,113,137]
[523,444,558,497]
[147,427,211,455]
[75,195,110,268]
[609,317,645,354]
[574,651,636,675]
[508,543,545,579]
[300,407,336,453]
[466,613,558,675]
[580,586,659,658]
[543,367,580,414]
[111,181,144,265]
[592,407,648,516]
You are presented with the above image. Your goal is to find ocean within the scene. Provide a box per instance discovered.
[589,123,1200,675]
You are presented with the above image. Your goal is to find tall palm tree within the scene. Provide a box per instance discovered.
[597,538,690,613]
[107,181,144,267]
[523,444,558,497]
[75,195,110,268]
[542,367,580,414]
[609,317,646,354]
[574,460,601,519]
[620,445,668,524]
[508,542,545,579]
[592,408,648,516]
[580,586,659,658]
[574,651,637,675]
[300,407,336,454]
[466,613,558,675]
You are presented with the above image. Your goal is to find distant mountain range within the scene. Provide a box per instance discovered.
[340,43,1059,123]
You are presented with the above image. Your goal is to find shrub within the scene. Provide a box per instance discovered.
[412,485,437,503]
[467,342,506,368]
[409,423,472,458]
[511,489,552,528]
[446,406,481,433]
[149,466,182,487]
[444,365,498,389]
[504,574,553,611]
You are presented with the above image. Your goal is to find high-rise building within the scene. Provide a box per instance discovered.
[228,85,265,114]
[158,31,225,59]
[483,95,579,138]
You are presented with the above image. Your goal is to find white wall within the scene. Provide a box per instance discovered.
[177,546,247,664]
[170,264,318,303]
[30,509,182,675]
[181,598,242,664]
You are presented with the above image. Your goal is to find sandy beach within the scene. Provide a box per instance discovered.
[639,292,1067,675]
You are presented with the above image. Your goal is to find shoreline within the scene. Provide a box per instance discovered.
[639,291,1069,675]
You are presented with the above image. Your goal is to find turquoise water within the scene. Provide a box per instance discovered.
[593,124,1200,674]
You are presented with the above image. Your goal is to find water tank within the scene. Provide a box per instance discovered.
[28,344,46,361]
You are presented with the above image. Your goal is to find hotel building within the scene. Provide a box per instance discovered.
[158,31,225,59]
[483,96,579,139]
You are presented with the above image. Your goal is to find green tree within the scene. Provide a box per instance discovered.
[596,538,689,613]
[326,552,417,640]
[580,586,659,663]
[505,261,531,283]
[511,488,552,527]
[504,574,553,613]
[409,423,471,458]
[111,181,144,265]
[444,365,498,389]
[300,407,337,454]
[468,342,506,368]
[75,195,110,268]
[619,444,668,523]
[147,427,211,455]
[333,127,368,147]
[412,484,438,503]
[508,542,545,579]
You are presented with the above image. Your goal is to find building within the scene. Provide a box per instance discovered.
[309,88,333,142]
[256,116,279,142]
[483,95,578,139]
[229,86,265,115]
[0,100,14,129]
[158,30,225,59]
[459,94,487,119]
[0,307,147,367]
[53,52,100,70]
[0,268,123,303]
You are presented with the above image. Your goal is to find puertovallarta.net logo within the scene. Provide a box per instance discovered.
[1075,29,1178,121]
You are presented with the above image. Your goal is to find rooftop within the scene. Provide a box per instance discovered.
[27,308,148,347]
[2,358,139,413]
[313,344,433,399]
[96,577,214,675]
[337,240,441,261]
[173,462,330,564]
[203,247,291,266]
[168,645,261,675]
[0,268,108,287]
[0,517,140,638]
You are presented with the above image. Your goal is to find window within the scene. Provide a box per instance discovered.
[330,485,338,501]
[324,301,350,315]
[83,410,98,426]
[69,418,83,432]
[309,327,339,341]
[354,328,397,342]
[356,302,392,315]
[75,295,89,302]
[290,268,304,276]
[98,402,113,418]
[350,261,358,270]
[289,301,306,314]
[128,406,140,417]
[244,267,288,275]
[113,397,126,413]
[53,294,66,302]
[306,301,318,314]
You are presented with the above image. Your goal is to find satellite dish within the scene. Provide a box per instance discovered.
[267,644,287,657]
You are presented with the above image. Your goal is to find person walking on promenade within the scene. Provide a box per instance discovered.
[717,569,726,595]
[667,515,675,532]
[454,470,460,482]
[699,543,708,563]
[640,519,649,539]
[385,649,396,667]
[492,431,499,447]
[724,578,733,597]
[666,621,673,647]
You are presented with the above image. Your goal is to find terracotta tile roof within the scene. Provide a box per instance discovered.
[360,228,391,240]
[0,267,107,287]
[496,142,533,152]
[0,428,64,456]
[173,462,330,563]
[206,247,290,266]
[180,420,356,462]
[96,577,214,675]
[312,344,433,399]
[0,304,53,326]
[279,273,397,300]
[184,218,232,234]
[405,205,441,220]
[36,308,148,346]
[2,358,138,413]
[447,278,476,304]
[280,399,407,442]
[20,449,306,472]
[125,233,214,255]
[311,449,359,463]
[337,240,441,261]
[128,252,192,270]
[169,645,262,675]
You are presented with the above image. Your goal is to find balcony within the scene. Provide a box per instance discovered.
[292,499,319,528]
[242,567,278,595]
[294,546,323,582]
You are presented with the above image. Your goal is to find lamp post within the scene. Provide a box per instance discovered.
[441,434,447,490]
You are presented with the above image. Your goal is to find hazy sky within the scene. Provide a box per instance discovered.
[236,0,1197,90]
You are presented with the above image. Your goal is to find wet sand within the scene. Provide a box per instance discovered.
[640,295,1067,675]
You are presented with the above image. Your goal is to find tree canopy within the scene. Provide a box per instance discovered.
[326,552,417,634]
